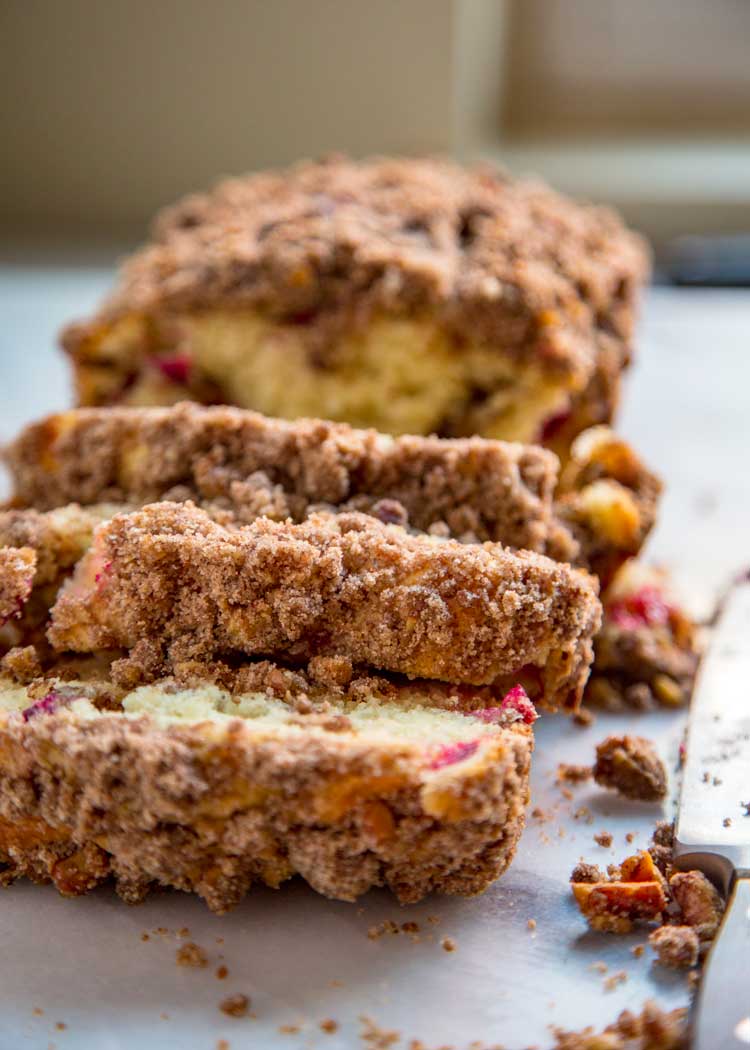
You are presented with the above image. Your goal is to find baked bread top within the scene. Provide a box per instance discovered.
[61,155,649,371]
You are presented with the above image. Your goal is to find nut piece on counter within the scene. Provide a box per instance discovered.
[593,734,667,801]
[571,850,667,933]
[649,925,700,969]
[552,1001,687,1050]
[669,870,724,940]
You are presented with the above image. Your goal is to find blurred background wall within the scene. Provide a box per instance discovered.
[2,0,749,253]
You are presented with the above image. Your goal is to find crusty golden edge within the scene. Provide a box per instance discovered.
[0,709,532,911]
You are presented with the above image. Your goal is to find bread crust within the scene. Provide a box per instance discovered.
[48,503,601,708]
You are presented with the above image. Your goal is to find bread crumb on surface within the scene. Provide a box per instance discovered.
[631,944,645,958]
[527,918,537,931]
[593,735,667,801]
[441,937,457,952]
[573,707,595,727]
[649,925,700,969]
[54,1022,67,1031]
[176,942,208,968]
[216,1041,230,1050]
[320,1018,339,1033]
[32,1007,44,1017]
[141,932,149,942]
[360,1016,401,1049]
[216,964,229,980]
[219,994,250,1019]
[594,830,613,847]
[552,1001,687,1049]
[603,970,628,992]
[278,1024,300,1034]
[557,763,592,784]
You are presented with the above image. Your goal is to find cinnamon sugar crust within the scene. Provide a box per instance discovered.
[5,403,568,555]
[49,503,601,707]
[0,690,532,910]
[0,547,36,625]
[63,156,648,370]
[5,404,661,582]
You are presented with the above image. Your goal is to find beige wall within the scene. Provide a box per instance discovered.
[0,0,458,233]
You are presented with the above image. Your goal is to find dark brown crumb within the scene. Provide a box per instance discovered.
[593,734,667,801]
[320,1019,339,1034]
[219,994,250,1019]
[140,932,149,942]
[55,1023,67,1031]
[594,830,613,847]
[441,937,457,952]
[626,832,635,843]
[177,926,190,937]
[649,925,700,969]
[216,965,229,980]
[175,942,208,968]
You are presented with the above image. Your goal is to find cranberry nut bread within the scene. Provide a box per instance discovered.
[0,666,533,911]
[5,403,661,585]
[48,503,601,710]
[60,156,650,454]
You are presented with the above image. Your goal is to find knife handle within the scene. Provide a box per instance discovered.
[692,875,750,1049]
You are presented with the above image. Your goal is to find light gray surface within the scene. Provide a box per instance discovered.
[0,268,749,1049]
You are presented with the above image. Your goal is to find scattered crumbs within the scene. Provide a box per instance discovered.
[401,921,419,934]
[560,787,574,801]
[155,926,168,936]
[590,961,608,975]
[217,1041,230,1050]
[176,942,208,968]
[320,1018,339,1034]
[573,806,593,824]
[54,1023,67,1032]
[141,933,150,942]
[360,1015,401,1048]
[594,830,613,847]
[329,979,344,988]
[573,707,595,727]
[527,918,537,931]
[531,806,548,822]
[279,1024,301,1035]
[426,915,441,926]
[219,994,250,1019]
[441,937,457,953]
[557,763,592,784]
[724,817,732,828]
[367,920,400,940]
[177,926,190,938]
[604,971,628,992]
[32,1008,44,1017]
[216,964,229,980]
[625,832,635,843]
[632,944,646,958]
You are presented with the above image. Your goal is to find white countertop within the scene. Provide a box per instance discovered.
[1,263,749,1050]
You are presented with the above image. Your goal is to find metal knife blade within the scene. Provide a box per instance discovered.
[675,578,750,887]
[674,579,750,1050]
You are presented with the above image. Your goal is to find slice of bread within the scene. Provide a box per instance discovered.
[0,669,532,910]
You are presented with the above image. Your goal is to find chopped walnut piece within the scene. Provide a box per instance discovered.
[593,735,667,801]
[649,925,700,969]
[669,870,724,939]
[552,1001,688,1050]
[572,851,667,933]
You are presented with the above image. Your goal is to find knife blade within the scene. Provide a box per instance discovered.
[674,577,750,1050]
